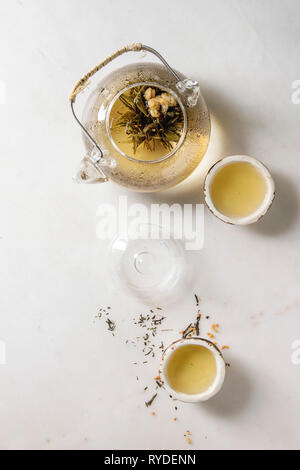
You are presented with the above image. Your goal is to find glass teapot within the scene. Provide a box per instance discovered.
[70,44,210,192]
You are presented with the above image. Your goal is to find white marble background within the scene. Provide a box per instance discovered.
[0,0,300,450]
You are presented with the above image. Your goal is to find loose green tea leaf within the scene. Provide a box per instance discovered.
[145,393,158,408]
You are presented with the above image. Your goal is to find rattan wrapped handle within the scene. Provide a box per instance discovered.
[69,43,143,103]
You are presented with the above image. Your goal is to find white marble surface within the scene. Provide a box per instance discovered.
[0,0,300,450]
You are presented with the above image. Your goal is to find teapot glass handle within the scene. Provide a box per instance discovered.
[70,43,200,183]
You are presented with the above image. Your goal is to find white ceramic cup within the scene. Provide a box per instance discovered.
[159,338,226,403]
[204,155,275,225]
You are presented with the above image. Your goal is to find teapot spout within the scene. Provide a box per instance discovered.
[73,147,116,185]
[73,156,108,184]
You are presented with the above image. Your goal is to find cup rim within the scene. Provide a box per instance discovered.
[204,155,276,225]
[159,337,226,403]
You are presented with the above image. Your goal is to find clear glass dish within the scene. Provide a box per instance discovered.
[108,224,191,305]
